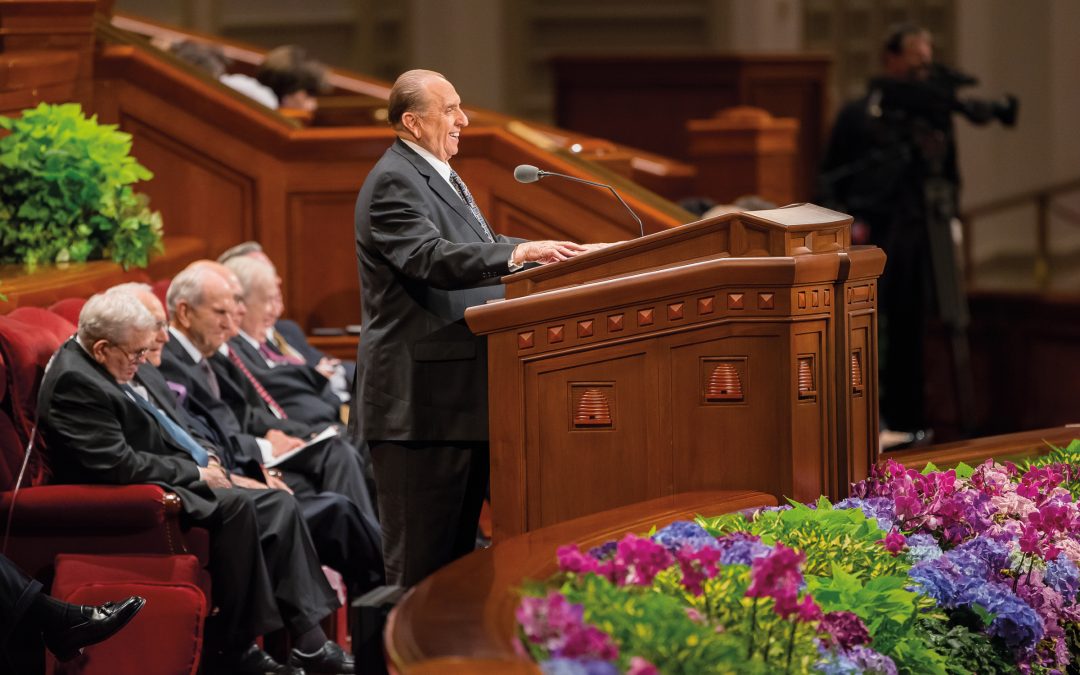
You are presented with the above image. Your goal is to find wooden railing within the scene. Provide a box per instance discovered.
[962,177,1080,291]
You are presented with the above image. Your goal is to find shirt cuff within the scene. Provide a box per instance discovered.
[255,437,275,465]
[508,255,525,273]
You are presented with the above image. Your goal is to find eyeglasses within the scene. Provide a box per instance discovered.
[108,342,151,364]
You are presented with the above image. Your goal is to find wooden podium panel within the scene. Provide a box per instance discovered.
[466,204,885,540]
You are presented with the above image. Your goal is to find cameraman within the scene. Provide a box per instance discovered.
[819,23,1015,448]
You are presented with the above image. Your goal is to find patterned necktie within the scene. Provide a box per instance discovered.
[124,384,209,467]
[269,330,308,364]
[198,358,221,399]
[260,341,304,366]
[226,346,289,419]
[448,170,495,242]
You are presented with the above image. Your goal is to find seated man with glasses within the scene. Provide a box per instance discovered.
[37,291,355,674]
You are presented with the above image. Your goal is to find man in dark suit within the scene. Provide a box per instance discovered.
[152,269,382,590]
[1,553,143,670]
[353,69,592,586]
[222,255,342,426]
[38,291,353,674]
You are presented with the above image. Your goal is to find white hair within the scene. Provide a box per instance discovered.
[77,291,155,349]
[224,255,276,298]
[166,266,223,316]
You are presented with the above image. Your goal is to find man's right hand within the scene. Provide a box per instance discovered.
[198,464,232,489]
[265,429,304,458]
[512,240,588,265]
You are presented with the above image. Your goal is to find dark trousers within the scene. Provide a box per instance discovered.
[280,435,378,521]
[202,488,339,649]
[370,441,489,587]
[877,230,933,432]
[0,553,45,672]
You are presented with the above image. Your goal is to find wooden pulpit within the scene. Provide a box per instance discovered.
[465,203,886,541]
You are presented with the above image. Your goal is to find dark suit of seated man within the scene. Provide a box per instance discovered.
[38,291,355,675]
[126,270,382,598]
[223,255,345,426]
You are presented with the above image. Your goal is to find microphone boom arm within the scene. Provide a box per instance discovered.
[536,169,646,238]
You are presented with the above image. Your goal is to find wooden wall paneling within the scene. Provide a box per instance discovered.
[552,55,831,202]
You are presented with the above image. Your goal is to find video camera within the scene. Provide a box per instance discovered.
[874,63,1018,129]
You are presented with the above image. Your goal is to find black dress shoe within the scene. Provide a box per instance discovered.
[218,644,305,675]
[43,595,146,661]
[288,640,355,674]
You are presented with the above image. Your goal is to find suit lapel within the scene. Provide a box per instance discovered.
[392,139,492,244]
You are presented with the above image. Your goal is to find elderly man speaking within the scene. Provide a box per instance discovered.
[353,68,607,586]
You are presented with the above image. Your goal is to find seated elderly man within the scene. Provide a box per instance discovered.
[37,291,354,675]
[160,264,372,504]
[112,280,382,596]
[224,255,342,426]
[217,241,353,403]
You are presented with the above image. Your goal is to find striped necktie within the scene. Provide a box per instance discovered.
[448,170,495,242]
[226,346,289,419]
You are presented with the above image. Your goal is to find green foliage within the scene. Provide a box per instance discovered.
[554,573,820,674]
[0,102,162,269]
[916,616,1015,675]
[808,565,945,675]
[699,499,909,581]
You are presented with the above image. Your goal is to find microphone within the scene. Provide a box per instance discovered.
[513,164,645,238]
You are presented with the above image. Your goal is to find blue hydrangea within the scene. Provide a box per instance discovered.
[1044,557,1080,599]
[962,582,1044,651]
[905,533,943,564]
[909,560,967,607]
[715,533,771,566]
[845,645,899,675]
[541,658,619,675]
[950,536,1009,579]
[834,496,898,532]
[814,642,896,675]
[651,521,720,553]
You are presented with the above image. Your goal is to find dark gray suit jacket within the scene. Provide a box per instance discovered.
[38,339,216,520]
[353,139,523,441]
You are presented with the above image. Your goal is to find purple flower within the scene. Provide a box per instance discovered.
[964,582,1045,651]
[834,496,898,532]
[651,520,720,553]
[818,611,871,650]
[795,594,823,623]
[815,642,897,675]
[844,645,899,675]
[714,532,771,566]
[1044,557,1080,599]
[540,658,619,675]
[905,533,943,563]
[587,541,618,561]
[516,592,619,661]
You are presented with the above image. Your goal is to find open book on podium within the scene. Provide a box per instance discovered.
[465,203,886,541]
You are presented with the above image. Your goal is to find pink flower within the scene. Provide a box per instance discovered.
[879,530,908,556]
[675,545,722,595]
[746,543,806,619]
[611,534,674,586]
[627,656,660,675]
[795,594,823,623]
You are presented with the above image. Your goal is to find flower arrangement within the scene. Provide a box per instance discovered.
[516,440,1080,674]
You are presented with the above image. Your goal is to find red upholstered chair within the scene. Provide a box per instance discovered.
[48,297,87,326]
[151,278,171,315]
[49,554,208,675]
[0,312,210,586]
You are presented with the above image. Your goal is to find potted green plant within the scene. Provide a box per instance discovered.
[0,102,163,269]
